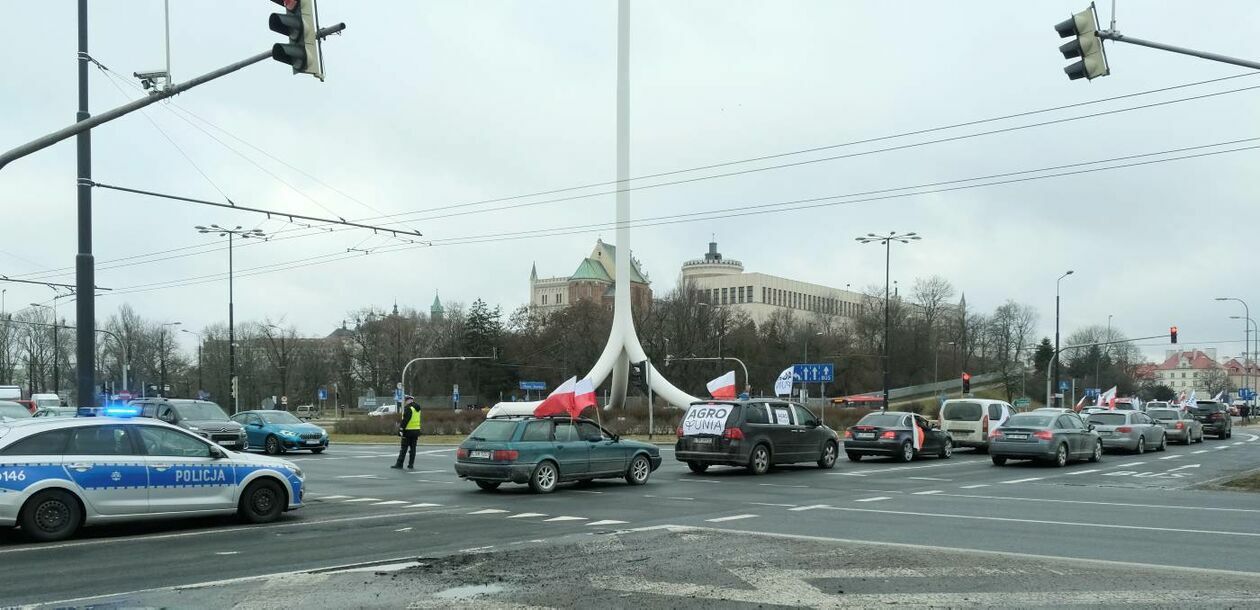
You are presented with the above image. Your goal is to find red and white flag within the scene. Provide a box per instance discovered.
[908,413,923,450]
[1074,393,1089,411]
[534,377,576,418]
[573,378,597,414]
[706,371,737,400]
[1097,386,1117,409]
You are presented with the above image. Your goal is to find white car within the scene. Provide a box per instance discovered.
[938,398,1016,452]
[368,404,398,417]
[0,408,304,542]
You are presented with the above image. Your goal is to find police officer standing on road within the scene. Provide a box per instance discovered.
[392,395,422,470]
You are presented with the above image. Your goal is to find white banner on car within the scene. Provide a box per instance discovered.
[681,404,732,436]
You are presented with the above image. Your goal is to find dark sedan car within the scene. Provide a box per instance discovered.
[990,412,1101,467]
[1189,401,1233,439]
[844,411,953,462]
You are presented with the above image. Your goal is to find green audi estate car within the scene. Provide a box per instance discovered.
[454,416,662,493]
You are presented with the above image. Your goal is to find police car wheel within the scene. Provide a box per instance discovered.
[264,436,281,455]
[21,489,81,542]
[240,479,286,523]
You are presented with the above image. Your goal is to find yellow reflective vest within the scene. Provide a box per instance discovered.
[402,405,422,431]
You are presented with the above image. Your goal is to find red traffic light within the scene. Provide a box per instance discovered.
[961,372,971,381]
[1170,326,1178,344]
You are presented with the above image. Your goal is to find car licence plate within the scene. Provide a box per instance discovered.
[1006,433,1028,439]
[470,450,491,459]
[305,439,321,445]
[691,438,713,446]
[855,433,875,440]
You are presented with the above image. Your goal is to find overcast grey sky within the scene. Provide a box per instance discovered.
[2,1,1258,362]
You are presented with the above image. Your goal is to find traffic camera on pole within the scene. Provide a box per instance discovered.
[269,0,324,80]
[1055,3,1109,81]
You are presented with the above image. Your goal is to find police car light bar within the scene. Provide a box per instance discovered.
[77,404,142,418]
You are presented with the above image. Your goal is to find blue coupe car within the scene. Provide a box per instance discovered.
[231,410,330,455]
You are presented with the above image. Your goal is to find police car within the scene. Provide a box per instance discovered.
[0,405,304,542]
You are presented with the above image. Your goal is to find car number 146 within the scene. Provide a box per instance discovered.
[0,469,27,482]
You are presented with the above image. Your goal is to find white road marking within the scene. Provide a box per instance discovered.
[1065,469,1099,476]
[313,495,351,500]
[372,500,409,506]
[570,490,604,495]
[403,503,442,508]
[836,472,867,477]
[214,551,239,556]
[959,484,989,489]
[1116,462,1145,468]
[759,483,808,488]
[468,509,510,515]
[830,459,991,475]
[1193,450,1210,454]
[342,498,381,503]
[406,470,445,474]
[677,478,720,484]
[416,448,455,455]
[1167,464,1201,472]
[1245,434,1258,442]
[1213,446,1229,450]
[336,474,381,479]
[505,513,548,519]
[394,527,412,532]
[415,479,454,484]
[907,476,951,481]
[750,502,799,508]
[1232,442,1244,446]
[1159,454,1181,460]
[544,516,588,522]
[933,492,1260,514]
[666,497,695,501]
[457,545,495,553]
[588,520,629,526]
[854,496,891,503]
[1000,477,1043,484]
[788,504,831,512]
[912,490,942,495]
[706,514,758,522]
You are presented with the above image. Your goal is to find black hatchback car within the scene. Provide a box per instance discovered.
[844,411,953,462]
[674,400,839,474]
[1189,400,1233,439]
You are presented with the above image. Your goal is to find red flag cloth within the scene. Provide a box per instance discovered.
[706,371,736,399]
[572,378,597,418]
[908,413,923,450]
[534,377,577,417]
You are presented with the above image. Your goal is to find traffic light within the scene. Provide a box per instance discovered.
[268,0,324,80]
[629,361,650,393]
[961,372,971,394]
[1170,326,1178,344]
[1055,4,1109,81]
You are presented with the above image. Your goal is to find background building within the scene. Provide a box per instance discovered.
[529,239,652,313]
[679,240,866,326]
[1154,349,1224,395]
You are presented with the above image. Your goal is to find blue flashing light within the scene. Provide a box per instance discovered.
[102,404,141,418]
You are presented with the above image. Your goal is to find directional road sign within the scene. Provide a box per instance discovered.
[1014,397,1031,408]
[519,381,546,391]
[318,387,328,401]
[793,363,835,383]
[1058,380,1070,392]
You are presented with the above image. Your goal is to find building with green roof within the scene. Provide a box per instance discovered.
[530,239,652,313]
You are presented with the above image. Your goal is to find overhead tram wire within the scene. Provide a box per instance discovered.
[12,73,1259,282]
[84,134,1260,276]
[97,138,1260,298]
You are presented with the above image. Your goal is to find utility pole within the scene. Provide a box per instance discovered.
[1054,270,1074,407]
[74,0,96,408]
[197,226,264,414]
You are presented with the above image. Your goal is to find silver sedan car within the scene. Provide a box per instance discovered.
[1147,408,1203,445]
[1085,411,1167,453]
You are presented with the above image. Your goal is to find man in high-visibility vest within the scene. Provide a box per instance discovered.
[391,395,422,469]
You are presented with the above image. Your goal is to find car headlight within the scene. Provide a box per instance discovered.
[279,430,299,438]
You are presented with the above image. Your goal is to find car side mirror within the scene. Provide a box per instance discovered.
[1088,424,1096,431]
[612,434,621,443]
[209,446,227,459]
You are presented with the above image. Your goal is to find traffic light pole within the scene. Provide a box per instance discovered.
[1096,30,1260,71]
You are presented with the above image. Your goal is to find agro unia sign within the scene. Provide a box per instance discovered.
[681,404,731,436]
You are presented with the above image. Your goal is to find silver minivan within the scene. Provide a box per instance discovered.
[938,399,1016,452]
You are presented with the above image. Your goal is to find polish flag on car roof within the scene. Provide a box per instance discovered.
[533,376,596,419]
[706,371,737,400]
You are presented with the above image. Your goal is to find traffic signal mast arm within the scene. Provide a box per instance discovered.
[1043,331,1176,404]
[1096,29,1260,71]
[0,22,346,172]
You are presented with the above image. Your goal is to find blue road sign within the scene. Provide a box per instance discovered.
[393,387,404,402]
[1084,388,1100,398]
[519,381,547,391]
[1058,380,1070,392]
[1241,388,1255,400]
[793,363,835,383]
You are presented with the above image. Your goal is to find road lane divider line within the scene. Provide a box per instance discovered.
[666,497,696,501]
[854,496,891,502]
[415,479,454,484]
[544,516,588,522]
[1159,455,1181,460]
[788,505,831,512]
[394,527,412,532]
[1064,469,1099,475]
[759,483,808,488]
[834,472,867,477]
[912,490,942,495]
[403,503,441,508]
[1193,450,1210,454]
[999,477,1043,484]
[1213,446,1229,450]
[706,514,758,522]
[926,491,1260,514]
[1232,442,1244,446]
[908,477,951,481]
[342,498,382,503]
[677,479,721,484]
[959,484,989,489]
[1116,462,1146,467]
[371,500,409,506]
[506,513,548,519]
[588,520,629,526]
[312,495,351,499]
[468,509,510,515]
[750,502,799,508]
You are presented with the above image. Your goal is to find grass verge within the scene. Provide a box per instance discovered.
[1220,470,1260,492]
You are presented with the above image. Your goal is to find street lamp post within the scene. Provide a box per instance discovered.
[1096,314,1112,390]
[182,328,203,394]
[264,323,291,409]
[1219,297,1252,404]
[1054,270,1075,407]
[159,322,181,397]
[1233,316,1259,406]
[856,231,921,409]
[196,225,265,414]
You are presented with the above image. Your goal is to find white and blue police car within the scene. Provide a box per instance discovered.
[0,405,304,541]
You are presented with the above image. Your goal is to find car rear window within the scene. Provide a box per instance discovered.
[1147,409,1178,420]
[1088,413,1127,426]
[469,420,519,442]
[942,401,983,421]
[1006,414,1053,427]
[1191,404,1226,414]
[682,403,737,436]
[856,413,907,427]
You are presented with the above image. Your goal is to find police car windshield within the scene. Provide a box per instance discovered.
[259,411,301,424]
[0,402,32,420]
[174,402,230,421]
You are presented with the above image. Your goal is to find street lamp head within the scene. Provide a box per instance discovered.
[1215,297,1230,301]
[1065,270,1074,276]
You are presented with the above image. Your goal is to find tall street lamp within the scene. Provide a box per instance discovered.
[1219,297,1252,402]
[1231,315,1258,404]
[196,224,266,414]
[264,323,291,409]
[935,340,956,383]
[182,328,204,395]
[159,321,181,396]
[1054,270,1074,407]
[1096,313,1112,389]
[856,231,921,409]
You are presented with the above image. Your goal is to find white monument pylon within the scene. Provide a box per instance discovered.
[585,0,698,410]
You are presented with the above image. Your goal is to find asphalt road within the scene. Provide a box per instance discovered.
[4,423,1260,607]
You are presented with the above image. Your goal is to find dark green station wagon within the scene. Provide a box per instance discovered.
[454,416,662,493]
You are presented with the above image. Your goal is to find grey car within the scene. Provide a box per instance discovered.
[1147,408,1202,445]
[132,398,248,450]
[990,412,1102,467]
[1085,411,1167,453]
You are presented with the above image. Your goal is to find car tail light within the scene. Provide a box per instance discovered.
[1116,426,1132,433]
[676,426,685,438]
[1175,422,1185,430]
[491,450,519,462]
[1033,430,1053,441]
[982,415,990,436]
[456,448,469,459]
[843,430,853,439]
[723,427,745,440]
[990,428,1004,439]
[880,430,897,440]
